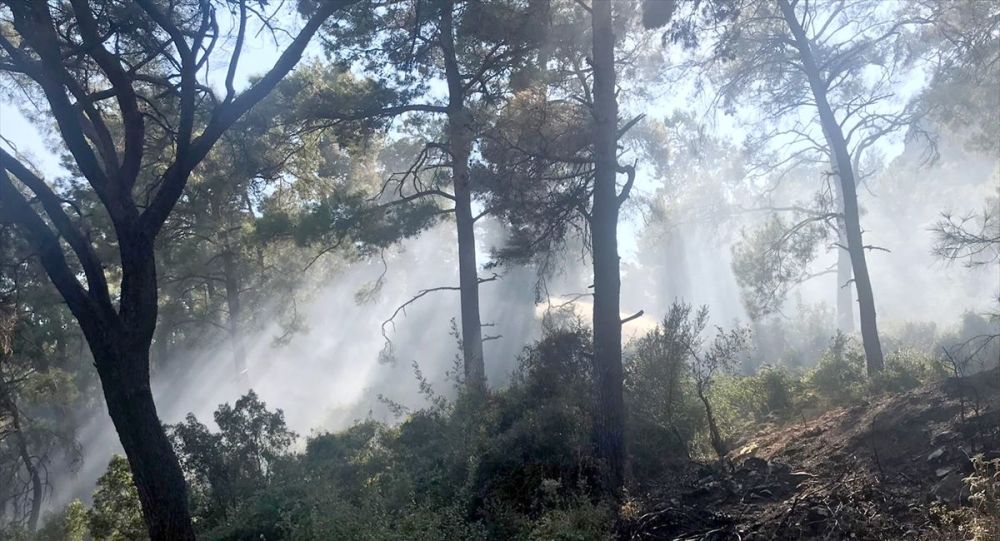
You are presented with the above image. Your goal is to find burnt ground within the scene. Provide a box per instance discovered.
[625,369,1000,540]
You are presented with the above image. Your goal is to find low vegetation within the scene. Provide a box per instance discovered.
[17,305,996,541]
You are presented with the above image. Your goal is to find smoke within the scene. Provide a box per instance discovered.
[618,123,999,358]
[49,223,542,509]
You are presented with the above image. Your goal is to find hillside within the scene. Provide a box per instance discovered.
[627,369,1000,540]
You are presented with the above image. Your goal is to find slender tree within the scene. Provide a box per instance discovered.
[308,0,544,393]
[0,1,357,537]
[678,0,933,374]
[590,0,629,492]
[478,0,639,491]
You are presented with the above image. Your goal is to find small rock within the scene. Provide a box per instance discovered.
[932,472,966,504]
[927,447,945,461]
[935,466,953,478]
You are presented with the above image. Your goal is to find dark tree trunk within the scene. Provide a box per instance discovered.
[96,351,195,540]
[441,3,486,393]
[697,386,727,460]
[591,0,626,492]
[836,241,854,332]
[84,246,197,541]
[779,0,884,374]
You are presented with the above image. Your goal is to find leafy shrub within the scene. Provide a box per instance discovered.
[625,307,705,465]
[87,456,147,541]
[170,390,296,532]
[625,302,751,462]
[803,333,867,410]
[526,494,614,541]
[33,500,88,541]
[710,365,801,439]
[872,348,948,394]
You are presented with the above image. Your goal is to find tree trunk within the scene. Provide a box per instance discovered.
[441,3,486,393]
[221,233,250,390]
[836,240,854,332]
[697,386,727,460]
[779,0,884,374]
[591,0,626,492]
[92,337,196,541]
[832,167,855,333]
[12,408,43,531]
[0,380,43,532]
[86,244,197,541]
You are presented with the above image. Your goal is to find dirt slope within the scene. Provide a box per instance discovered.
[627,369,1000,540]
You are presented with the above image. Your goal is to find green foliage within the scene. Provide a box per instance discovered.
[526,494,615,541]
[732,215,827,320]
[625,307,706,466]
[803,333,868,409]
[256,191,442,259]
[170,391,296,532]
[710,365,802,434]
[111,313,969,540]
[872,349,949,395]
[34,500,88,541]
[168,325,612,541]
[87,456,147,541]
[625,302,752,461]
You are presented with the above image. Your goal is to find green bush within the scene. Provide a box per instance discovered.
[803,333,867,410]
[709,366,798,433]
[526,494,615,541]
[873,348,948,394]
[88,456,147,541]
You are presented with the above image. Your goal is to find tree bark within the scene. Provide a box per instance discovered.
[591,0,626,492]
[441,2,486,393]
[90,246,197,541]
[779,0,884,374]
[95,349,195,541]
[831,164,855,333]
[696,386,727,460]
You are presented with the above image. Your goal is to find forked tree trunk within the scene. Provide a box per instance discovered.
[779,0,884,374]
[591,0,626,492]
[442,3,486,393]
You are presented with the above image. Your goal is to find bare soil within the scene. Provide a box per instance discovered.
[626,369,1000,540]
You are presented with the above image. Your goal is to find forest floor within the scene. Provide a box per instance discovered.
[626,369,1000,540]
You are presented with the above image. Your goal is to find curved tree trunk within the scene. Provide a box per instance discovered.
[591,0,626,492]
[779,0,884,374]
[1,385,43,531]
